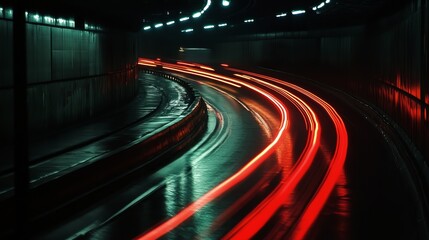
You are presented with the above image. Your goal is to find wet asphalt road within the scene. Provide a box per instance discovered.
[34,66,427,240]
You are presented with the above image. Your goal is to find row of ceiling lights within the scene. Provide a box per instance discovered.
[143,0,332,33]
[0,6,103,31]
[313,0,331,11]
[1,0,330,33]
[143,0,215,31]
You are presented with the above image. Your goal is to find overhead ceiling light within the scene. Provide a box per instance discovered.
[57,18,66,25]
[204,25,215,29]
[244,19,254,23]
[202,0,212,12]
[154,23,163,28]
[222,0,230,7]
[68,19,75,27]
[6,9,13,18]
[44,16,55,24]
[181,28,194,33]
[317,2,325,8]
[276,13,287,18]
[326,0,331,3]
[291,10,306,15]
[167,21,175,25]
[180,16,190,22]
[143,26,151,30]
[33,14,40,21]
[218,23,228,27]
[192,12,202,18]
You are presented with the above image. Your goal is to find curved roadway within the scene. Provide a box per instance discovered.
[35,60,427,240]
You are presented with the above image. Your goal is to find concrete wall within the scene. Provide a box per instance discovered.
[211,0,429,159]
[137,0,428,158]
[0,20,138,144]
[0,20,14,145]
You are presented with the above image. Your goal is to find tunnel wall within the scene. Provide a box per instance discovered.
[212,0,429,159]
[0,20,138,144]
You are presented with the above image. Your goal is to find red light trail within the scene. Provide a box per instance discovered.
[223,73,321,240]
[135,60,289,240]
[226,69,348,239]
[135,58,348,240]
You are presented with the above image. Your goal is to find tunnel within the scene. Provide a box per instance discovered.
[0,0,428,239]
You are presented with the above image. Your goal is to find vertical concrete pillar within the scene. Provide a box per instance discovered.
[13,2,29,238]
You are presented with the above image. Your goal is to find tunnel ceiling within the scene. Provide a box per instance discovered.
[7,0,411,31]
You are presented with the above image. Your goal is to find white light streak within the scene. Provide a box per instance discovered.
[292,10,306,15]
[181,28,194,33]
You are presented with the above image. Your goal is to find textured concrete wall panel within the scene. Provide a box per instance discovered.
[0,21,13,87]
[0,20,138,143]
[0,90,13,144]
[27,25,51,84]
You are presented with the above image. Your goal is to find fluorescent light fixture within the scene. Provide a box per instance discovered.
[84,24,101,31]
[313,6,317,11]
[166,21,175,25]
[5,9,12,18]
[203,0,212,12]
[68,19,75,27]
[57,18,66,25]
[180,16,190,22]
[276,13,287,18]
[143,26,151,30]
[244,19,254,23]
[218,23,228,27]
[44,16,54,23]
[181,28,194,33]
[33,14,40,21]
[204,25,215,29]
[292,10,306,15]
[317,2,325,8]
[192,12,202,18]
[326,0,331,3]
[154,23,163,28]
[222,0,230,7]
